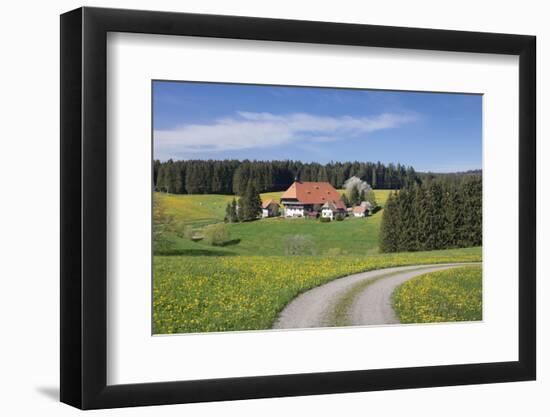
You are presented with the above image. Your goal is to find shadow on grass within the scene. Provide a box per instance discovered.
[155,248,236,256]
[220,238,241,247]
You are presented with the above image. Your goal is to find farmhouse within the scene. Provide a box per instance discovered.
[280,181,346,218]
[261,199,279,218]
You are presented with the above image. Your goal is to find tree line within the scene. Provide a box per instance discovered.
[154,159,419,195]
[379,176,482,252]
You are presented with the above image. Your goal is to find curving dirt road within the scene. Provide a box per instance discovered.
[272,263,476,329]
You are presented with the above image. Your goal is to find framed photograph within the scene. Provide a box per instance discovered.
[60,7,536,409]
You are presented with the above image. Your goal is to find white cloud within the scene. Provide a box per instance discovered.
[154,111,417,153]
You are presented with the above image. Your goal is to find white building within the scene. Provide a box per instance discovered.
[261,199,280,218]
[321,201,346,220]
[280,181,346,219]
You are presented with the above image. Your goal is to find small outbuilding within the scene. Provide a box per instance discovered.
[321,201,346,221]
[352,205,368,217]
[261,199,280,218]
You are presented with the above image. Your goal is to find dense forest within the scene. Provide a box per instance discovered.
[154,159,420,195]
[417,169,483,185]
[379,176,482,253]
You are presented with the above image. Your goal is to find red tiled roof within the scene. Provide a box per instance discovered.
[353,206,367,213]
[261,199,278,209]
[281,182,345,208]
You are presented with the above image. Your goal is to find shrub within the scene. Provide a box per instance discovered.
[203,223,231,246]
[283,234,317,256]
[319,217,331,223]
[335,213,345,221]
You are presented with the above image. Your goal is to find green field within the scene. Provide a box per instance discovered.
[153,188,481,334]
[158,193,234,227]
[153,247,482,334]
[392,265,482,323]
[156,189,392,256]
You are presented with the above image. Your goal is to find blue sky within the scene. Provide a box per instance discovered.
[153,81,482,173]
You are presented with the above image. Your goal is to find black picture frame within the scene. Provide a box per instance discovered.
[60,6,536,410]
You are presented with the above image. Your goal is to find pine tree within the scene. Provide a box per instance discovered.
[239,183,262,221]
[224,202,232,223]
[413,184,429,251]
[236,197,244,222]
[173,163,185,194]
[153,160,161,187]
[349,185,360,206]
[225,198,239,223]
[396,187,417,251]
[230,198,238,223]
[462,177,482,246]
[156,164,167,192]
[426,181,446,250]
[380,192,399,252]
[365,189,377,207]
[165,161,177,193]
[341,193,350,208]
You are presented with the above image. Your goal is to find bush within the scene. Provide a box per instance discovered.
[319,217,331,223]
[283,234,317,256]
[203,223,231,246]
[335,213,345,221]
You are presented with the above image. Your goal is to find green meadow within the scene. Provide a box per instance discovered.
[153,188,482,334]
[156,189,391,256]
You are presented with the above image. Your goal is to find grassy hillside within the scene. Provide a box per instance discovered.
[153,247,482,334]
[157,193,234,227]
[156,189,392,256]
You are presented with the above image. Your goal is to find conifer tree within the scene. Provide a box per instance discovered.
[164,160,177,193]
[396,187,417,251]
[413,184,429,251]
[365,189,378,207]
[239,183,262,221]
[224,202,232,223]
[462,177,482,246]
[380,192,399,252]
[155,164,167,192]
[341,193,350,208]
[230,198,238,223]
[173,163,185,194]
[224,198,239,223]
[349,185,360,206]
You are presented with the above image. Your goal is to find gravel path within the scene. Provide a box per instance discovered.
[272,263,474,329]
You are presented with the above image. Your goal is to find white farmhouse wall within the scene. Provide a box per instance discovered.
[284,207,304,217]
[322,208,334,220]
